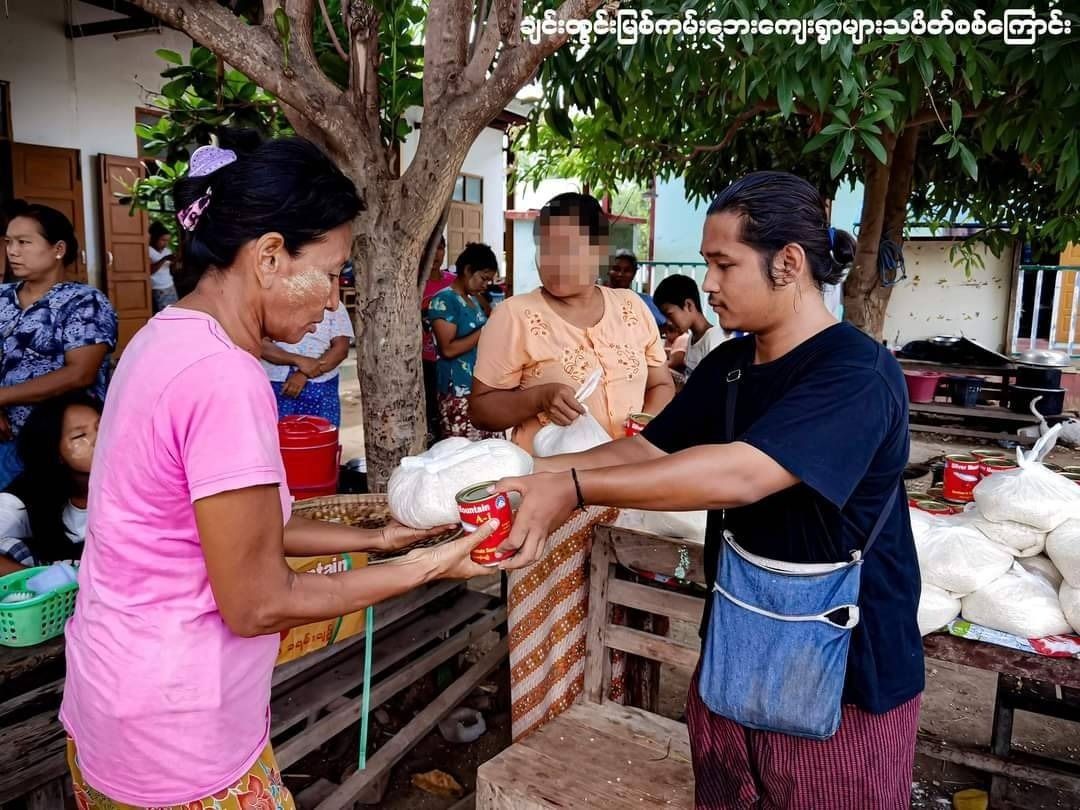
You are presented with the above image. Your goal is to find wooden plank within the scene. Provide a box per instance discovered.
[276,606,505,769]
[604,625,700,672]
[607,579,706,625]
[558,701,693,763]
[296,777,339,809]
[909,402,1039,423]
[24,778,65,810]
[923,633,1080,690]
[595,525,707,587]
[317,637,510,810]
[477,730,692,810]
[584,530,615,704]
[909,423,1037,446]
[272,580,462,688]
[271,591,494,737]
[0,678,63,726]
[0,710,67,802]
[916,736,1080,795]
[899,359,1017,377]
[0,637,65,689]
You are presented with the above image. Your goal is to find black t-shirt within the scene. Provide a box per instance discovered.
[641,322,924,714]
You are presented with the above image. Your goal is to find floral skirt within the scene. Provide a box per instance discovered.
[437,393,501,440]
[67,739,295,810]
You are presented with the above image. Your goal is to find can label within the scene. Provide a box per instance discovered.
[980,459,1018,477]
[456,482,515,566]
[624,412,653,437]
[944,455,981,503]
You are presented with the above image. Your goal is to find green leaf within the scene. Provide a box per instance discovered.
[959,144,978,180]
[545,105,574,140]
[829,140,848,178]
[820,122,848,136]
[929,38,955,82]
[841,129,855,157]
[916,52,934,86]
[861,131,888,164]
[156,49,183,65]
[802,131,835,154]
[898,40,915,64]
[933,132,953,146]
[160,78,188,101]
[951,100,962,132]
[839,38,853,69]
[273,8,291,42]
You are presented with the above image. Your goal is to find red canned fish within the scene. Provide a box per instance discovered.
[917,500,954,516]
[456,482,516,566]
[943,454,981,503]
[624,412,653,437]
[971,450,1007,462]
[980,458,1018,477]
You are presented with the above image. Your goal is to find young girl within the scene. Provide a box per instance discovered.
[0,392,101,573]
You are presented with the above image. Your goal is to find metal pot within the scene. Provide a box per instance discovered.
[1016,349,1071,368]
[1016,365,1063,389]
[1009,386,1066,416]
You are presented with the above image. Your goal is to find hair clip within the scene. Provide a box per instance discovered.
[178,189,212,232]
[189,145,237,178]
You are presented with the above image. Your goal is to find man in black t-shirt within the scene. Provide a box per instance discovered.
[494,172,923,810]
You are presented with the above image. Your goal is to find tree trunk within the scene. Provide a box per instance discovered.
[844,126,920,341]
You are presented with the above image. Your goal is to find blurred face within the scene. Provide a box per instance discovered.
[700,212,799,334]
[463,267,497,295]
[433,241,446,271]
[538,218,605,299]
[608,257,637,289]
[658,301,695,333]
[152,233,170,252]
[59,404,100,475]
[262,223,352,343]
[4,216,65,281]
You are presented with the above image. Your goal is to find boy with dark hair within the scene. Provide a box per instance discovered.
[653,273,728,374]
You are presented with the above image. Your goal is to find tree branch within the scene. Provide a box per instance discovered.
[463,0,500,86]
[317,0,348,62]
[128,0,351,152]
[346,0,382,158]
[425,0,471,102]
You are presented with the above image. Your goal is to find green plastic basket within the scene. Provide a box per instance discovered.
[0,567,79,647]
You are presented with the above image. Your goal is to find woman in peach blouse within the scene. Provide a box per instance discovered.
[469,193,675,740]
[470,193,674,449]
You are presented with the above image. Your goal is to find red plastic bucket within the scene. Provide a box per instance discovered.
[903,371,942,404]
[278,416,340,499]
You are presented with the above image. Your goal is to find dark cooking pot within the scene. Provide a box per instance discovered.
[1017,365,1063,389]
[1009,386,1065,416]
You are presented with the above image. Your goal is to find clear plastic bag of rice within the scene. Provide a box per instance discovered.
[917,521,1014,597]
[961,562,1072,638]
[918,583,961,636]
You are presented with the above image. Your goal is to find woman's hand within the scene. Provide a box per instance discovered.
[537,384,586,426]
[282,370,308,398]
[407,519,504,580]
[295,356,322,379]
[489,472,579,569]
[378,520,459,553]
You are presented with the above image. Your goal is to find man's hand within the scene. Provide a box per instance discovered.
[537,384,586,427]
[282,371,308,398]
[0,412,11,442]
[489,471,579,570]
[378,521,459,552]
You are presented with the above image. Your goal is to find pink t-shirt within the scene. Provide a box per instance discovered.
[61,308,292,806]
[421,270,455,362]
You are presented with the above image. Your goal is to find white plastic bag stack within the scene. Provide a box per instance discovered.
[1018,555,1064,590]
[916,522,1014,596]
[918,584,962,636]
[532,370,613,458]
[968,514,1047,558]
[961,562,1072,638]
[1046,519,1080,588]
[1059,581,1080,634]
[973,426,1080,533]
[387,438,534,528]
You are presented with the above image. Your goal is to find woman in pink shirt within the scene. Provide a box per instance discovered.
[60,135,494,809]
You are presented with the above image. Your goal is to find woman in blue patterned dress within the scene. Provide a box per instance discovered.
[425,243,501,440]
[0,202,118,489]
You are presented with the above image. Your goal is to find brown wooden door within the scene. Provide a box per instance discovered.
[1056,243,1080,343]
[99,155,152,355]
[11,142,88,283]
[447,201,483,264]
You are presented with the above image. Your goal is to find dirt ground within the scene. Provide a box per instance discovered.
[323,357,1080,809]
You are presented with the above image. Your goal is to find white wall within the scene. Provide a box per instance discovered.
[400,111,508,270]
[883,240,1015,351]
[652,176,709,264]
[511,218,539,295]
[1,0,191,287]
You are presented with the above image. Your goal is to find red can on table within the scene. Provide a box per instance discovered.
[624,413,653,437]
[943,454,981,503]
[980,458,1018,478]
[456,482,516,566]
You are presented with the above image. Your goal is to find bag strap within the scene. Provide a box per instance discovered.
[723,340,755,444]
[860,485,900,558]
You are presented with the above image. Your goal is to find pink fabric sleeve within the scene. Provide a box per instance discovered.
[156,350,285,503]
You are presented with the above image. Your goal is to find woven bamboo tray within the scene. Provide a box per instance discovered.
[292,493,461,562]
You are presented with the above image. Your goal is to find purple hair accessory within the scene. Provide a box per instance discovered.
[188,145,237,178]
[178,190,212,232]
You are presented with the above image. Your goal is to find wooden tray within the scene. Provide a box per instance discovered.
[292,493,461,562]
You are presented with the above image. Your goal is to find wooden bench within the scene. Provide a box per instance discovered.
[476,527,695,809]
